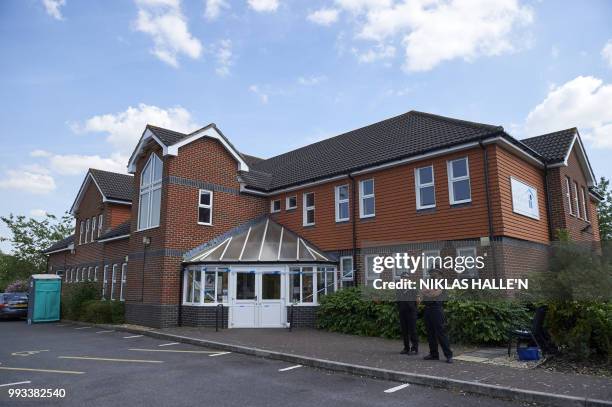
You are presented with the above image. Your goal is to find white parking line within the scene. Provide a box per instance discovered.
[129,348,218,354]
[59,356,163,364]
[55,324,66,327]
[278,365,302,372]
[123,335,144,339]
[158,342,179,347]
[96,330,114,334]
[74,326,92,330]
[209,352,231,357]
[384,383,410,393]
[0,381,31,388]
[0,367,84,375]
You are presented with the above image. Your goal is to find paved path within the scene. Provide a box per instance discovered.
[0,320,533,407]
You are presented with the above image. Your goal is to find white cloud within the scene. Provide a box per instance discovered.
[249,85,269,104]
[248,0,279,13]
[297,75,327,86]
[602,39,612,68]
[551,45,559,59]
[133,0,203,67]
[525,76,612,149]
[42,0,66,20]
[326,0,532,72]
[354,43,395,63]
[30,149,52,158]
[47,153,128,175]
[30,209,48,217]
[0,168,56,195]
[71,103,198,155]
[204,0,229,20]
[214,39,233,76]
[307,8,340,26]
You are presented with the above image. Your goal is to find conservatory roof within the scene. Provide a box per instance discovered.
[183,217,335,264]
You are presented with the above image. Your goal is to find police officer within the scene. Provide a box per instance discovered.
[422,269,453,363]
[397,271,418,355]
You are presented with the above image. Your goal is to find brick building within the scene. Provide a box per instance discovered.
[44,111,601,328]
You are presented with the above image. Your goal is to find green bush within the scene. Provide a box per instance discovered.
[61,282,99,320]
[546,301,611,361]
[80,300,125,324]
[317,287,530,345]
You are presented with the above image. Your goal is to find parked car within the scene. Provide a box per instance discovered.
[0,292,29,319]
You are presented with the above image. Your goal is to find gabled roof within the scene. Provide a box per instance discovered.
[70,169,133,215]
[241,111,505,191]
[522,128,577,164]
[127,123,250,173]
[43,234,75,254]
[97,221,130,243]
[184,217,335,264]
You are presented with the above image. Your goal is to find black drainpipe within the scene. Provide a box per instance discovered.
[543,164,554,241]
[479,140,498,277]
[178,266,184,326]
[141,244,147,303]
[348,173,357,286]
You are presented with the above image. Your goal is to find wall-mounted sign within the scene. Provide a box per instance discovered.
[510,177,539,219]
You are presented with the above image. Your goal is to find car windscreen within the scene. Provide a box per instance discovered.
[4,294,28,301]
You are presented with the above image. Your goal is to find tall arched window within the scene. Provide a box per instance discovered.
[138,153,163,230]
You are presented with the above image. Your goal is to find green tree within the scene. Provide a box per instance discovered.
[595,177,612,241]
[0,212,74,277]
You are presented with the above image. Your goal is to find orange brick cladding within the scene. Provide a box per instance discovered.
[47,132,601,328]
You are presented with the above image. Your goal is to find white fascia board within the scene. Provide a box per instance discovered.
[44,246,72,255]
[168,126,250,172]
[97,234,130,243]
[545,133,596,186]
[103,198,132,205]
[127,129,168,173]
[482,137,545,168]
[70,173,108,215]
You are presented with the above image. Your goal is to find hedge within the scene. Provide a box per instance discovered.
[61,282,125,324]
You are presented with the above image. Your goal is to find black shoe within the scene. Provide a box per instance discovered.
[410,347,418,355]
[400,348,410,355]
[446,357,453,364]
[423,354,439,360]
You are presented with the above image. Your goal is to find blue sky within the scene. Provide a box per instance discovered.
[0,0,611,252]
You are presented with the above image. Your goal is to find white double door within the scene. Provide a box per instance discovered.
[230,268,286,328]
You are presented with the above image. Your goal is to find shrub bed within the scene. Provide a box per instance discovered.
[61,282,125,324]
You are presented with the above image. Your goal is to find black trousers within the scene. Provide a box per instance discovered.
[424,304,452,358]
[398,302,418,350]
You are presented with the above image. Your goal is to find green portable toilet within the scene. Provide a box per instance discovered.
[28,274,62,324]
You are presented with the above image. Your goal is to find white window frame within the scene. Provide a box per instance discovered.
[415,165,436,210]
[316,266,337,299]
[422,249,441,279]
[102,266,109,299]
[288,266,317,305]
[303,192,315,226]
[582,187,589,222]
[98,214,103,237]
[85,219,90,244]
[359,179,375,218]
[456,247,478,277]
[120,263,127,302]
[335,184,350,222]
[79,221,84,245]
[138,153,163,231]
[198,189,213,226]
[340,256,354,281]
[94,266,99,282]
[573,181,581,219]
[87,266,92,282]
[75,267,80,282]
[110,264,118,301]
[365,254,378,281]
[91,216,96,242]
[183,267,228,305]
[286,195,297,210]
[565,177,574,215]
[270,199,281,213]
[447,157,471,205]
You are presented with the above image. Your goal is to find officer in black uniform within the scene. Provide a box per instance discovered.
[422,269,453,363]
[396,272,418,355]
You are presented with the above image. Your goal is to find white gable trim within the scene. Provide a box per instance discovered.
[547,133,596,186]
[69,172,131,215]
[128,126,249,173]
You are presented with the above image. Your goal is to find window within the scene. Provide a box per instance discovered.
[286,195,297,210]
[82,268,86,282]
[422,250,441,279]
[270,199,281,213]
[198,190,213,225]
[303,192,315,226]
[75,268,79,282]
[138,153,163,230]
[582,187,589,221]
[69,268,73,283]
[85,219,90,243]
[94,266,99,282]
[79,221,84,245]
[447,157,471,204]
[565,177,573,215]
[91,216,96,242]
[289,266,314,303]
[183,267,228,305]
[98,214,103,237]
[317,266,336,300]
[510,177,539,219]
[573,182,580,218]
[365,255,378,281]
[87,266,93,282]
[102,266,108,299]
[340,256,354,281]
[456,247,478,277]
[359,179,375,218]
[335,184,350,222]
[120,263,127,302]
[415,165,436,209]
[110,265,118,301]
